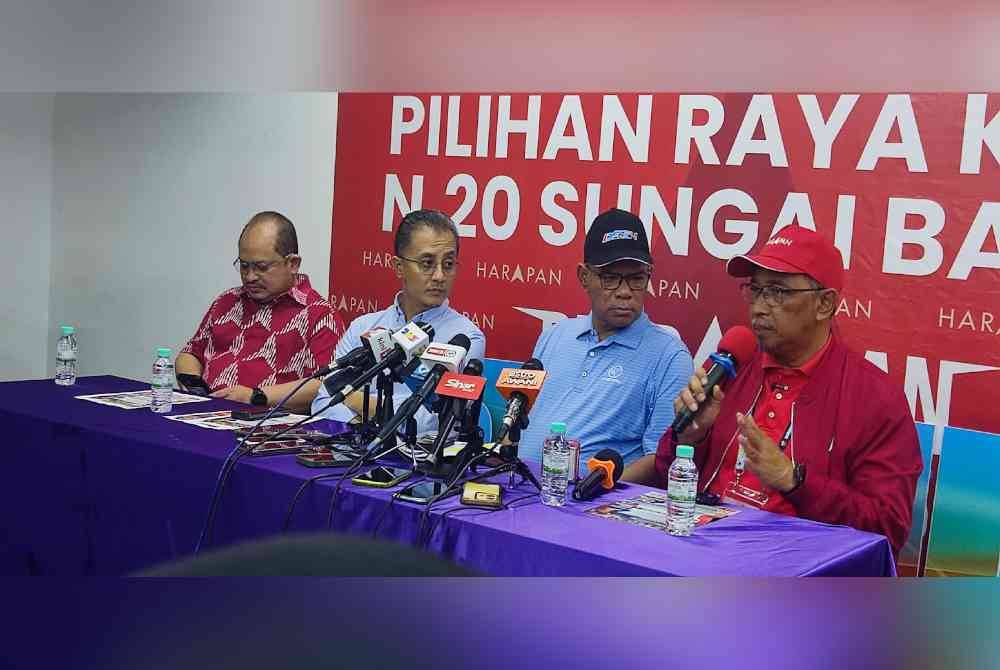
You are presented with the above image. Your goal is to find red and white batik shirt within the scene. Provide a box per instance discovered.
[181,274,343,391]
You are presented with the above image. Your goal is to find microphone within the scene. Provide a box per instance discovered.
[367,333,471,452]
[317,327,395,381]
[425,364,487,467]
[493,358,546,444]
[670,325,757,435]
[324,321,434,407]
[572,448,625,501]
[321,328,397,394]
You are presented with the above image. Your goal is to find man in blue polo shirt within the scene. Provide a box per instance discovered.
[516,209,693,479]
[312,209,485,433]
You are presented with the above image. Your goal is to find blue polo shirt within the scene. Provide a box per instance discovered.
[517,312,692,468]
[312,293,486,434]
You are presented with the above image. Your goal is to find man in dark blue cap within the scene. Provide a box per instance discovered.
[515,208,693,477]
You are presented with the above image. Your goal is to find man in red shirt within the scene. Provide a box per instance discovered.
[627,226,922,557]
[175,211,343,412]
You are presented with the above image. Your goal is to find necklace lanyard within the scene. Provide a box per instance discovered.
[735,392,796,477]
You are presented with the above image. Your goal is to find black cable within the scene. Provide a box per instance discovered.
[370,474,426,539]
[281,470,348,532]
[423,491,541,547]
[195,372,331,553]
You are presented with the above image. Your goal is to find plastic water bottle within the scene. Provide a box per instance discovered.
[666,445,699,536]
[55,325,78,386]
[541,422,570,507]
[151,347,174,413]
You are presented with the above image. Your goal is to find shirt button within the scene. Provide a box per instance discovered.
[767,411,776,419]
[775,392,783,400]
[582,371,588,377]
[589,351,595,357]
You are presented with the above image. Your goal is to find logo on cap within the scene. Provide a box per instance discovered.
[767,236,794,247]
[602,230,639,244]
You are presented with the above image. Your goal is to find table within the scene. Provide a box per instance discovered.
[0,376,896,576]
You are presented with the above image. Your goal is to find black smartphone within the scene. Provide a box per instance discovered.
[351,466,412,488]
[396,480,458,504]
[176,373,212,396]
[231,407,289,421]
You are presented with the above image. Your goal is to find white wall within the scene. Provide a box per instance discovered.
[49,93,338,382]
[0,94,54,381]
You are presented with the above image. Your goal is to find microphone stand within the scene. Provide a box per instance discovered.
[420,396,465,478]
[499,417,541,492]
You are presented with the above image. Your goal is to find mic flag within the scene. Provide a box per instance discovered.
[436,372,486,401]
[494,358,546,443]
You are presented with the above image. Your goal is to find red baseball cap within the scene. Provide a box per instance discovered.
[726,226,844,291]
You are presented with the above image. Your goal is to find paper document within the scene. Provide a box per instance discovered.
[75,390,211,410]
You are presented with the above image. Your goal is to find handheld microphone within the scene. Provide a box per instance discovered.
[324,321,434,407]
[572,448,625,501]
[367,333,471,452]
[494,358,546,444]
[670,325,757,435]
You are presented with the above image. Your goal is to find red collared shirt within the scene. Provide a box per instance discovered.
[708,335,832,515]
[182,274,344,391]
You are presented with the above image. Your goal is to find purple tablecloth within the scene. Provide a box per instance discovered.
[0,376,896,576]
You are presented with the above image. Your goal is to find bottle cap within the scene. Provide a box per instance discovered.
[61,325,75,335]
[549,422,567,434]
[156,347,172,358]
[676,445,695,459]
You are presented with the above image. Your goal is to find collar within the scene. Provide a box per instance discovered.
[761,332,832,377]
[391,291,452,324]
[575,311,650,350]
[241,273,313,307]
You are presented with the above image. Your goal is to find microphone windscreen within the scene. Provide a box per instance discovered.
[414,321,435,339]
[593,448,625,482]
[523,357,543,371]
[463,358,484,376]
[717,326,757,368]
[448,333,472,351]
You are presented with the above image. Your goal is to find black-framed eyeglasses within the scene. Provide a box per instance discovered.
[397,255,459,276]
[233,256,290,275]
[740,282,826,306]
[586,265,651,292]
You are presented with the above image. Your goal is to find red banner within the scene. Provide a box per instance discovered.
[331,93,1000,434]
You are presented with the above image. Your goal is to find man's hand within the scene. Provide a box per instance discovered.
[736,412,795,493]
[210,385,254,404]
[673,366,725,444]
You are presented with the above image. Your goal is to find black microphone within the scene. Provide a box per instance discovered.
[493,358,545,444]
[572,449,625,501]
[670,326,757,435]
[366,333,472,452]
[324,322,435,406]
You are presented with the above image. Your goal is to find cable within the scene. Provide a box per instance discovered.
[423,490,541,547]
[195,373,328,554]
[370,474,426,539]
[281,470,348,532]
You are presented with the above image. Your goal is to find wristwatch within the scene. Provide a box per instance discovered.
[250,387,268,407]
[785,462,807,495]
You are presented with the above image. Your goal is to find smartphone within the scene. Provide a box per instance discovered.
[231,407,289,421]
[296,451,357,468]
[351,466,412,488]
[176,373,212,396]
[397,480,459,504]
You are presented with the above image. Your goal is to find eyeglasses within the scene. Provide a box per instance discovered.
[233,256,289,275]
[587,266,650,292]
[739,282,826,306]
[397,255,459,276]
